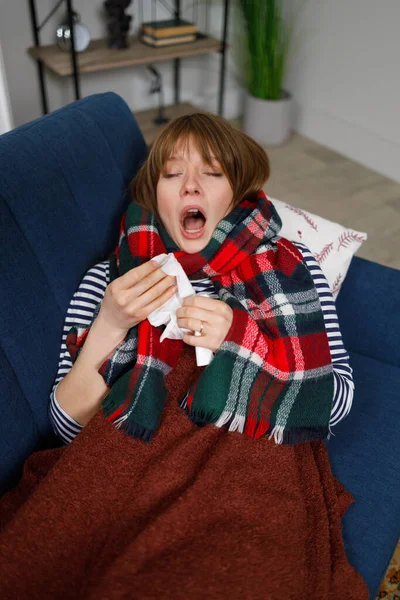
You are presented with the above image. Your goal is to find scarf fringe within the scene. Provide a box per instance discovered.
[179,396,330,444]
[227,412,246,433]
[102,392,124,420]
[179,394,222,428]
[214,410,246,433]
[214,410,231,428]
[269,424,285,444]
[179,396,245,433]
[113,413,155,443]
[269,424,331,445]
[179,393,189,414]
[100,409,155,443]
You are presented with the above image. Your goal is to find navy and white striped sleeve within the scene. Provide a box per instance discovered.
[49,260,110,445]
[294,242,354,430]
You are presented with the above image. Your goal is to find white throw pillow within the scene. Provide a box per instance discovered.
[269,197,367,298]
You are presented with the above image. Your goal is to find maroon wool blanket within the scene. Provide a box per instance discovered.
[0,346,368,599]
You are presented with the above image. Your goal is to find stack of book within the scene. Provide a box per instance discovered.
[140,18,197,47]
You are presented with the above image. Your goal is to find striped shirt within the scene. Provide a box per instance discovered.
[50,243,353,444]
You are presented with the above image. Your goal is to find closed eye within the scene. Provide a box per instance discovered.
[163,172,222,178]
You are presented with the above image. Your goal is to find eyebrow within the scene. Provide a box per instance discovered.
[166,155,219,162]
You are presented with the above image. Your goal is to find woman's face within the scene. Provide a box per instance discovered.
[156,138,234,254]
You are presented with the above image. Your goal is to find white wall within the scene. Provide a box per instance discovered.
[285,0,400,183]
[0,0,242,128]
[0,36,13,134]
[1,0,398,184]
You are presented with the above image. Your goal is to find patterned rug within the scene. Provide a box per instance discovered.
[376,539,400,599]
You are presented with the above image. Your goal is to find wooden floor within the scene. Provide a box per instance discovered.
[138,105,400,271]
[263,132,400,271]
[135,103,196,145]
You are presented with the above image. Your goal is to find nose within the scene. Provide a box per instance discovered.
[181,171,201,196]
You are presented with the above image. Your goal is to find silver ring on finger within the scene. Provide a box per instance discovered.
[199,320,204,335]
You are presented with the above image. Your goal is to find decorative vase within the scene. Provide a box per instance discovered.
[104,0,132,50]
[242,90,293,146]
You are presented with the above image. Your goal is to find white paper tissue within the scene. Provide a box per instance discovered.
[148,253,214,366]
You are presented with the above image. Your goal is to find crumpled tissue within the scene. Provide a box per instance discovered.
[147,253,214,366]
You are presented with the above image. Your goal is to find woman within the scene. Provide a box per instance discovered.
[0,112,368,600]
[51,112,353,444]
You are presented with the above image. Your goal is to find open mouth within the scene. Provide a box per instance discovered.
[180,205,207,238]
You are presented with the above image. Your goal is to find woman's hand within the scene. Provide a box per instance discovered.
[176,296,233,353]
[97,260,177,338]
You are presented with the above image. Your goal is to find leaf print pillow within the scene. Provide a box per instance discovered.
[269,197,367,299]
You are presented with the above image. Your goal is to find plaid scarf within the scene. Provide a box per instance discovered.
[66,191,334,445]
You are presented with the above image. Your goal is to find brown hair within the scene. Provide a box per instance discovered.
[130,111,270,220]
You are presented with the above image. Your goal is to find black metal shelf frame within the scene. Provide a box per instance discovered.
[28,0,231,117]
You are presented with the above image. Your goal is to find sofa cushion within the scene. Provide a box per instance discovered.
[0,92,147,493]
[327,351,400,598]
[330,256,400,597]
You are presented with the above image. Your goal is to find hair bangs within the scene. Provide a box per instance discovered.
[130,111,270,217]
[154,117,225,177]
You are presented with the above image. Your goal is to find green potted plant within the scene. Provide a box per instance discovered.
[238,0,296,146]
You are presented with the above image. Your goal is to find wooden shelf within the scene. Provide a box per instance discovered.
[28,34,222,77]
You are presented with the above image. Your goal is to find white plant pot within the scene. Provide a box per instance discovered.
[242,90,293,147]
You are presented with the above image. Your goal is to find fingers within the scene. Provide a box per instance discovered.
[113,260,176,304]
[176,306,211,324]
[178,299,234,353]
[134,273,176,311]
[182,332,209,347]
[176,300,229,336]
[116,259,159,290]
[116,260,174,296]
[182,295,216,310]
[181,295,232,319]
[139,282,178,317]
[177,317,204,335]
[134,267,175,300]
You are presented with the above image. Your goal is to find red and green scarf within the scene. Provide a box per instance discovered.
[67,191,334,445]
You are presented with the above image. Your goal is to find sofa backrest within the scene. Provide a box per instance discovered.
[336,256,400,369]
[0,92,147,494]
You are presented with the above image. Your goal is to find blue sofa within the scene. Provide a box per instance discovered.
[0,92,398,599]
